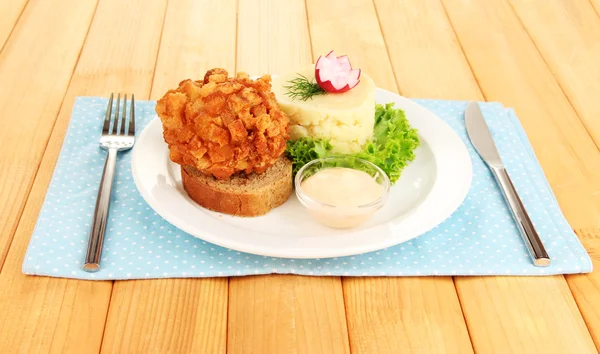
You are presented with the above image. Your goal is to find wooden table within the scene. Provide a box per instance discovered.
[1,0,599,353]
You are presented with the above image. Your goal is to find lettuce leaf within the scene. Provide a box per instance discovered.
[285,102,420,184]
[285,137,333,176]
[355,102,420,183]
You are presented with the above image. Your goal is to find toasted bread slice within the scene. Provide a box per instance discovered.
[181,156,293,217]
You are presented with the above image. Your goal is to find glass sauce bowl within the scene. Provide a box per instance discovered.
[294,156,390,229]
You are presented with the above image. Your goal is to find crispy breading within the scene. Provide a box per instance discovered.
[155,69,289,180]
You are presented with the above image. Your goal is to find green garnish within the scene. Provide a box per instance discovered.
[355,102,420,183]
[285,102,420,184]
[283,74,326,101]
[286,138,333,176]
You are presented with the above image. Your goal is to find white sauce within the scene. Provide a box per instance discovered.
[300,167,383,228]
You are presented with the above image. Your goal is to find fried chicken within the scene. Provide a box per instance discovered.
[155,69,289,180]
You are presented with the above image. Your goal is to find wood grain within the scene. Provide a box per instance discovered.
[570,229,600,351]
[374,0,480,100]
[442,0,600,227]
[150,0,237,100]
[344,277,472,353]
[0,0,167,352]
[101,1,236,353]
[228,2,350,353]
[306,0,473,353]
[591,0,600,17]
[507,0,600,148]
[442,0,600,352]
[229,275,350,354]
[455,276,594,354]
[505,2,600,351]
[237,0,312,76]
[0,0,97,270]
[102,279,227,354]
[0,0,28,52]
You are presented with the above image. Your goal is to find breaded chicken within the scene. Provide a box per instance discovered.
[155,69,289,180]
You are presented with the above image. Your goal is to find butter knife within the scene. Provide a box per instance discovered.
[464,101,550,267]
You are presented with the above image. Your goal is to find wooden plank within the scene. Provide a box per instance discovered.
[506,2,600,350]
[570,229,600,351]
[441,0,600,352]
[305,1,473,353]
[591,0,600,16]
[508,0,600,147]
[0,1,167,352]
[455,276,594,353]
[102,278,228,353]
[150,0,237,100]
[344,277,472,353]
[227,2,350,353]
[228,275,349,354]
[442,0,600,226]
[101,1,236,352]
[0,0,28,52]
[374,0,480,100]
[0,0,97,269]
[236,0,312,76]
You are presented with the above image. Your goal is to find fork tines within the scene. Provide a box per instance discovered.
[103,93,135,136]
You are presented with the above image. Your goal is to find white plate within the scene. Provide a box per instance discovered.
[131,88,472,258]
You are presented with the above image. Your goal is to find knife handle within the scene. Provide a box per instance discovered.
[491,166,550,267]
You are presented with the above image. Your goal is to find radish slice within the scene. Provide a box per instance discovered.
[315,51,361,93]
[336,55,352,71]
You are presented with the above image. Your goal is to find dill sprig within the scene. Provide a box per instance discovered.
[283,74,326,101]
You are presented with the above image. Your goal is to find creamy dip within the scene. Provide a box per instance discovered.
[300,167,383,228]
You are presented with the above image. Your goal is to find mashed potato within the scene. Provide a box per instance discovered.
[271,65,376,154]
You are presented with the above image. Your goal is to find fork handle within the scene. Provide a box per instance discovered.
[83,148,118,272]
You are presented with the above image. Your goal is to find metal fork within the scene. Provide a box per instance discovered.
[83,93,135,272]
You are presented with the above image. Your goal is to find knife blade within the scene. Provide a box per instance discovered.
[465,101,550,267]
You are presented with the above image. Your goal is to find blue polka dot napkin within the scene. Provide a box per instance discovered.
[22,96,592,280]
